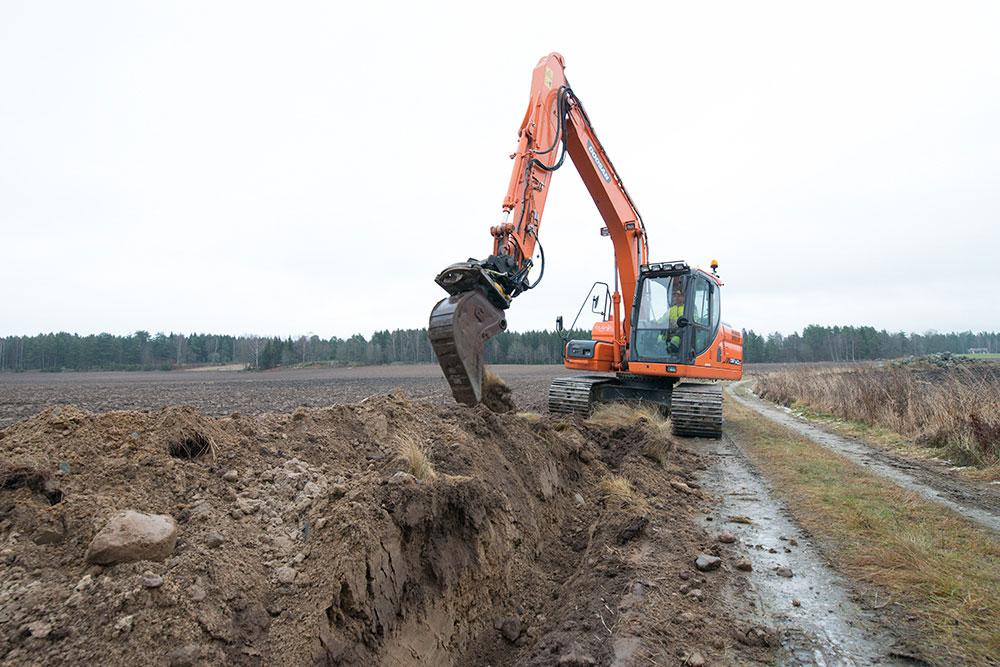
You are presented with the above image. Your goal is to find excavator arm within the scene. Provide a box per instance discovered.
[430,52,649,405]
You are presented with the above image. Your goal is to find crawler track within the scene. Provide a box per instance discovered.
[670,383,724,438]
[549,376,724,439]
[547,376,614,416]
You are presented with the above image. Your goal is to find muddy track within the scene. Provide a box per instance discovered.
[729,383,1000,534]
[693,431,907,665]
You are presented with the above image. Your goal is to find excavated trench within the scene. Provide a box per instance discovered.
[0,393,771,666]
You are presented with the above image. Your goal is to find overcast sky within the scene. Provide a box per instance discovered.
[2,1,998,339]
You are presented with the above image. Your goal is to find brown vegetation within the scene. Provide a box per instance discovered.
[397,435,437,481]
[587,403,675,467]
[726,398,1000,665]
[754,362,1000,468]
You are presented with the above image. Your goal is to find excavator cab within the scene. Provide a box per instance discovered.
[632,273,688,364]
[630,263,720,367]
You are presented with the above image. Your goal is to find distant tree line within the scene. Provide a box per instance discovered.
[0,328,589,372]
[0,326,996,372]
[741,326,1000,363]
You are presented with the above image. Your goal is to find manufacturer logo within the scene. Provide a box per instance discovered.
[544,68,553,90]
[587,141,612,183]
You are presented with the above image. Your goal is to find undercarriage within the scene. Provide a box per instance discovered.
[547,374,724,438]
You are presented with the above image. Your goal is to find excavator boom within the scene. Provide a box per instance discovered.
[429,53,648,405]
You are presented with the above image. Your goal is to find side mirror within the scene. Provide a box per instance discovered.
[677,317,690,328]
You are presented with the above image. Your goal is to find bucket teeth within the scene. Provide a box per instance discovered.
[429,291,506,406]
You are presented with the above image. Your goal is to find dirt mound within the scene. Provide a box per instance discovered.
[0,398,772,666]
[481,368,516,413]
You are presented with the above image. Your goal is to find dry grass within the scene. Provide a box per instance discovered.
[727,398,1000,665]
[639,438,672,467]
[587,403,674,466]
[587,402,675,466]
[599,474,651,513]
[587,401,662,427]
[397,435,436,481]
[600,474,636,501]
[754,363,1000,468]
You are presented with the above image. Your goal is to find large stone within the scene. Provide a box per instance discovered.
[695,554,721,572]
[687,651,706,667]
[85,510,178,565]
[275,566,297,584]
[500,617,521,642]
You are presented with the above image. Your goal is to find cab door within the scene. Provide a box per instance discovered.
[686,275,717,363]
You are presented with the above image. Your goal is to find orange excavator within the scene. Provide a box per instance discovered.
[429,53,743,437]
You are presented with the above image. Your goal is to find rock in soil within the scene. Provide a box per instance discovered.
[686,651,707,666]
[204,531,225,548]
[140,571,163,588]
[84,510,178,565]
[695,553,722,571]
[23,621,52,639]
[500,617,522,642]
[167,644,201,667]
[717,530,737,543]
[558,648,597,665]
[735,558,753,572]
[775,565,794,578]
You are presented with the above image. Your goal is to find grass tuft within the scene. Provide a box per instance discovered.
[588,402,675,466]
[397,435,436,481]
[587,402,661,427]
[600,474,652,514]
[600,474,635,501]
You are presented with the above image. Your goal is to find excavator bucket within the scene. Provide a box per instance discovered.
[428,290,507,406]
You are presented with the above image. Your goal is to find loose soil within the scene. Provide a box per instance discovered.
[0,389,773,665]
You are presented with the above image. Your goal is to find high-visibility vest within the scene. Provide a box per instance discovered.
[669,304,684,325]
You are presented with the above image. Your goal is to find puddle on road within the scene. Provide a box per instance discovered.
[697,434,905,666]
[730,387,1000,534]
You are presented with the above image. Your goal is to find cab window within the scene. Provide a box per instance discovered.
[691,276,716,354]
[633,275,686,362]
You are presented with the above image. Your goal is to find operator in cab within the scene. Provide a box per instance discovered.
[659,277,685,354]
